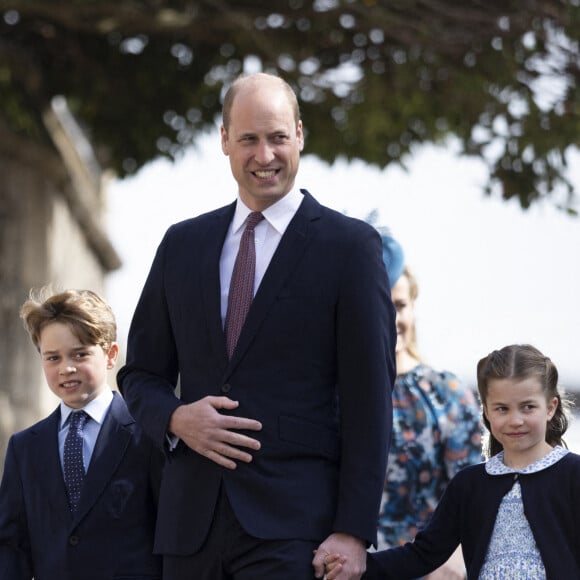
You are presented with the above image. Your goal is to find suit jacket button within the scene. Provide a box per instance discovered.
[69,535,80,546]
[221,383,231,393]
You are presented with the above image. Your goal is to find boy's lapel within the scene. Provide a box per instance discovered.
[30,408,71,522]
[74,393,132,523]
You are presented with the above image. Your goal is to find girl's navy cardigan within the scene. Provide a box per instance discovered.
[367,452,580,579]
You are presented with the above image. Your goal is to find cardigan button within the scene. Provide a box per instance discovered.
[221,383,232,394]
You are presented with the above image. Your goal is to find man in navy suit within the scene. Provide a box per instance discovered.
[118,72,396,580]
[0,289,162,580]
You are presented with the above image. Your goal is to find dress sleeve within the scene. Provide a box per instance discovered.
[438,371,483,477]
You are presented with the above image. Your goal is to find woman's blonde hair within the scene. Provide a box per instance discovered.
[400,266,423,363]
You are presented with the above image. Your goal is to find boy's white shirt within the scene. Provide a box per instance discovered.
[58,387,114,472]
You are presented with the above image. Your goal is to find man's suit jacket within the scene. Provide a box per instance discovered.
[0,392,162,580]
[118,190,396,555]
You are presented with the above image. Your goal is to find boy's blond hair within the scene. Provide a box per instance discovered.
[20,288,116,351]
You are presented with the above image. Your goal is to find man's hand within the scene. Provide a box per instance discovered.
[168,396,262,469]
[313,533,366,580]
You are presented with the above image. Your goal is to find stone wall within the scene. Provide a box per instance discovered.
[0,103,120,471]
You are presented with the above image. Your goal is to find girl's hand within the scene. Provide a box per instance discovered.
[323,552,347,580]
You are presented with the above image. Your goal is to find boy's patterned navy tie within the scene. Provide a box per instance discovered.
[225,211,264,359]
[63,410,88,513]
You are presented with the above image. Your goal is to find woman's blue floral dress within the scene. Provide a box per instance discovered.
[377,364,483,549]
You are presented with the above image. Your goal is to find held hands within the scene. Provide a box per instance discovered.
[168,396,262,469]
[314,552,346,580]
[313,533,366,580]
[320,546,468,580]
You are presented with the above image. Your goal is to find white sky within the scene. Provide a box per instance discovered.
[106,130,580,391]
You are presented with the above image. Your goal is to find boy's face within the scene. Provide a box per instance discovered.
[39,322,118,409]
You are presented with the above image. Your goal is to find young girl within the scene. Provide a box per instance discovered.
[323,344,580,579]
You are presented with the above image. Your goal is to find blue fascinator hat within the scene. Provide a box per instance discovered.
[377,228,405,289]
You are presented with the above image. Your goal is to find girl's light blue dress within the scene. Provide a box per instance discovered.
[479,445,569,579]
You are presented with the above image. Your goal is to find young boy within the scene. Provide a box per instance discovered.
[0,289,162,580]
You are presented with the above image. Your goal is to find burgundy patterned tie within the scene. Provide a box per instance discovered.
[225,211,264,358]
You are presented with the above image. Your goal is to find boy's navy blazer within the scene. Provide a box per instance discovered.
[118,190,396,555]
[0,392,162,580]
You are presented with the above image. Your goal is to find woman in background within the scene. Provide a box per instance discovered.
[379,233,483,579]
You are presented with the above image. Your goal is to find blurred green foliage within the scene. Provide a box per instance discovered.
[1,0,578,211]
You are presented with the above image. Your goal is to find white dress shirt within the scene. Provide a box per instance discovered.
[167,189,304,450]
[59,387,114,473]
[219,188,304,326]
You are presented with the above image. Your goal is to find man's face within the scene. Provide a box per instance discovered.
[221,80,304,211]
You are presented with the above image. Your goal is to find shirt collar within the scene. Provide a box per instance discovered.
[60,387,114,429]
[485,445,569,475]
[232,188,304,236]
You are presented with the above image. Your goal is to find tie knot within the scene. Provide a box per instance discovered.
[245,212,264,232]
[69,410,88,429]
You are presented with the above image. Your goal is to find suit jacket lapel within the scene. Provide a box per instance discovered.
[201,202,236,366]
[29,408,71,523]
[75,393,132,523]
[226,191,320,372]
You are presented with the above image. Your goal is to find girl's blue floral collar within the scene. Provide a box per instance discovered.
[486,445,569,476]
